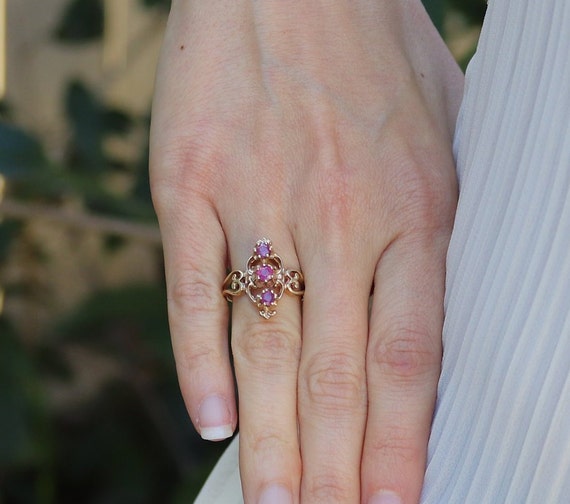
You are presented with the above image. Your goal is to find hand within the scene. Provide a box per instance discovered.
[150,0,463,502]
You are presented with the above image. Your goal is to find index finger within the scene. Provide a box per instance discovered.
[151,174,237,441]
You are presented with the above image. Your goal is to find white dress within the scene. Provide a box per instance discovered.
[196,1,570,502]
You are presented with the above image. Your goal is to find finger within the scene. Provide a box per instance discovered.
[153,186,236,441]
[297,252,374,503]
[229,235,303,504]
[361,233,446,504]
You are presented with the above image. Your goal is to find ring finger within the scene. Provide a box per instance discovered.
[227,233,303,504]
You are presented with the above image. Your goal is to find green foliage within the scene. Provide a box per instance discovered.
[55,284,173,370]
[423,0,445,33]
[447,0,488,26]
[0,0,208,500]
[0,123,48,180]
[65,80,108,173]
[0,321,47,468]
[0,320,55,504]
[423,0,488,36]
[139,0,171,11]
[1,78,156,219]
[0,221,21,262]
[55,0,104,43]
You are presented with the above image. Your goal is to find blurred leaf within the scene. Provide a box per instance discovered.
[83,189,157,220]
[171,454,227,504]
[0,122,48,179]
[0,100,12,119]
[65,81,105,172]
[447,0,488,26]
[2,0,280,498]
[102,234,127,253]
[139,0,171,11]
[0,221,22,262]
[131,128,152,205]
[423,0,445,34]
[53,381,179,504]
[56,284,167,335]
[54,0,104,43]
[36,346,74,383]
[103,109,133,137]
[458,44,478,72]
[82,192,155,222]
[54,284,172,369]
[0,320,47,467]
[64,82,145,195]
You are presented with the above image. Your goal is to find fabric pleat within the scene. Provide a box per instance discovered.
[195,435,242,503]
[422,1,570,502]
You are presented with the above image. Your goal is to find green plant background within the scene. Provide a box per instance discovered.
[0,1,485,502]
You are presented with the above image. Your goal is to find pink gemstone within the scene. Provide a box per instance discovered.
[257,265,273,282]
[261,290,275,306]
[256,241,271,258]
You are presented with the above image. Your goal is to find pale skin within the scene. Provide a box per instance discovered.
[150,1,464,503]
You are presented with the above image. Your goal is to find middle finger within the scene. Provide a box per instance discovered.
[298,250,374,503]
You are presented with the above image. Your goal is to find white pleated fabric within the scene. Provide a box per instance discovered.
[196,1,570,502]
[195,436,242,503]
[422,0,570,502]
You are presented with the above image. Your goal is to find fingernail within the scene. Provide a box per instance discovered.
[257,484,293,504]
[198,395,233,441]
[369,491,403,504]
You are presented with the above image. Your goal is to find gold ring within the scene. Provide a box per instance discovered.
[222,238,304,319]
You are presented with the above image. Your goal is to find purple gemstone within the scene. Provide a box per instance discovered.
[256,241,271,258]
[257,265,273,282]
[261,290,275,306]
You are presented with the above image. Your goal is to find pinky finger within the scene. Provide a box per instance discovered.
[362,234,446,503]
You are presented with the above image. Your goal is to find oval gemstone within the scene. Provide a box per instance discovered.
[256,241,271,258]
[257,265,273,282]
[261,290,275,306]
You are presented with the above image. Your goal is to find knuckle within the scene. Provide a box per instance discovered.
[174,339,219,374]
[246,431,291,460]
[370,425,425,465]
[302,351,365,414]
[311,165,357,237]
[150,126,229,213]
[297,116,358,237]
[241,425,302,481]
[308,473,352,503]
[232,323,301,373]
[388,147,457,234]
[372,325,440,384]
[168,267,222,316]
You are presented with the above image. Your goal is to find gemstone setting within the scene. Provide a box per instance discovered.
[260,290,275,306]
[255,240,271,258]
[256,265,274,282]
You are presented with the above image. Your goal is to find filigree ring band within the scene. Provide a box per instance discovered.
[222,238,304,319]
